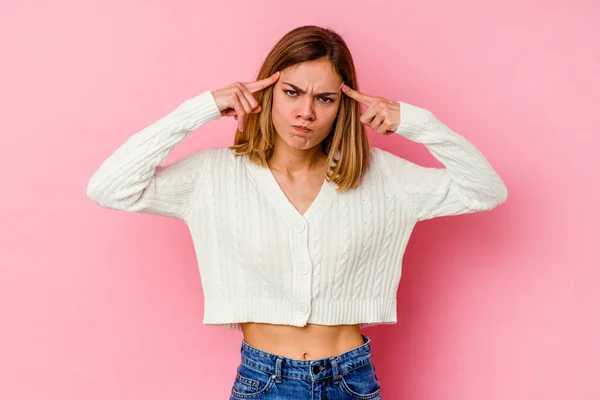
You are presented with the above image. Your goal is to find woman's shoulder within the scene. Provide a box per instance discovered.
[167,146,237,175]
[368,146,414,170]
[368,146,399,170]
[193,146,251,171]
[364,146,421,184]
[369,146,397,159]
[346,147,394,189]
[186,146,237,161]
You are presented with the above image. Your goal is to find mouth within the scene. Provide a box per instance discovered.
[293,125,312,133]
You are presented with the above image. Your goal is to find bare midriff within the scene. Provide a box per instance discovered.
[240,322,364,360]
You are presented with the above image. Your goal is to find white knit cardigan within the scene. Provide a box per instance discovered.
[87,90,508,330]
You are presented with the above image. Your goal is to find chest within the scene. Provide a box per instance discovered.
[270,171,326,216]
[188,172,413,296]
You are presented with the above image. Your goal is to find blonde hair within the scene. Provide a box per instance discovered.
[229,25,370,192]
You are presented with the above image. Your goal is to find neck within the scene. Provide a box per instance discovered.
[268,140,327,175]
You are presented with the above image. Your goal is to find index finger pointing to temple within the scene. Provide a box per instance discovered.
[246,71,281,93]
[342,84,373,106]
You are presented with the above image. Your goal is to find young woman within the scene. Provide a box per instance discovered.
[87,25,507,400]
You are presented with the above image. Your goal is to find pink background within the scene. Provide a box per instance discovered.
[1,0,598,399]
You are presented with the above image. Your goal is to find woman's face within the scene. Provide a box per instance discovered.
[271,59,343,151]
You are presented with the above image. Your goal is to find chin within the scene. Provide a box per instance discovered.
[285,139,313,150]
[287,132,323,149]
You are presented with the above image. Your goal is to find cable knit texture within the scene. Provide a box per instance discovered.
[87,90,508,330]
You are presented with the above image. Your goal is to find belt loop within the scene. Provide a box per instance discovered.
[274,356,283,383]
[329,356,341,384]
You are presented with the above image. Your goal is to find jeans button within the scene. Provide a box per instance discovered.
[312,365,320,374]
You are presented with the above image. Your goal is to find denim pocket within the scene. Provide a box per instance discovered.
[339,361,382,399]
[230,362,275,399]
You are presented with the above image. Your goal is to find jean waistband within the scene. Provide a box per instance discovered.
[239,334,373,382]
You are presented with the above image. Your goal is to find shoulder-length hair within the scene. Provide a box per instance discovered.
[228,25,370,192]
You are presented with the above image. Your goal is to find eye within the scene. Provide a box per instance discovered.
[284,90,334,104]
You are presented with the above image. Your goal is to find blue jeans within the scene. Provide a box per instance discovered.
[229,334,382,400]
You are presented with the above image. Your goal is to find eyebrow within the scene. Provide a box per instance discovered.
[282,82,340,97]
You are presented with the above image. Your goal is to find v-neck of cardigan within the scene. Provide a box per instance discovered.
[246,156,337,222]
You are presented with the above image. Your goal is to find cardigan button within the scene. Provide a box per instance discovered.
[296,302,309,314]
[294,221,306,233]
[298,262,309,275]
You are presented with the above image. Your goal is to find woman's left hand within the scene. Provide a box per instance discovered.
[341,84,400,135]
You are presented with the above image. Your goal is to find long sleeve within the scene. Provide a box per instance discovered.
[377,101,508,222]
[86,90,222,220]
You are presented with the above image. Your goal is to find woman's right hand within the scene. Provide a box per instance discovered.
[211,71,280,132]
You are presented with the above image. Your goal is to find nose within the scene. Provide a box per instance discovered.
[296,97,315,120]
